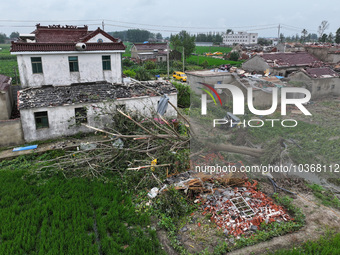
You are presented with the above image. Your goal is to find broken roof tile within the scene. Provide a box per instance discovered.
[259,52,322,68]
[18,81,177,110]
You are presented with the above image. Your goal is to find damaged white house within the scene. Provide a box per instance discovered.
[11,24,177,142]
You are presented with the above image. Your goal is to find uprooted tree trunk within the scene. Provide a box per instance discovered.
[29,80,264,180]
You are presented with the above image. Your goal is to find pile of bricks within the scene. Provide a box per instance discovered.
[198,181,292,237]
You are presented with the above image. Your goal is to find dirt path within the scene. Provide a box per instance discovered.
[228,192,340,255]
[0,136,106,161]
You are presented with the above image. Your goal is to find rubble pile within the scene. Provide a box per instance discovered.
[198,181,292,237]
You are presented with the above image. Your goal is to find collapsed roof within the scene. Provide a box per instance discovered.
[258,52,323,68]
[133,43,167,51]
[18,81,177,109]
[303,67,340,78]
[11,24,125,52]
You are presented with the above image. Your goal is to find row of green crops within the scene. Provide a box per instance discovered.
[0,170,165,255]
[186,55,242,67]
[194,46,232,55]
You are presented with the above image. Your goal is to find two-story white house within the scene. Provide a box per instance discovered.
[10,25,177,142]
[11,24,126,87]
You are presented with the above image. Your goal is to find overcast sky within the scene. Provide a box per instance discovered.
[0,0,339,38]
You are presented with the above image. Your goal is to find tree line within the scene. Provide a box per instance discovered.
[0,32,19,43]
[109,29,162,43]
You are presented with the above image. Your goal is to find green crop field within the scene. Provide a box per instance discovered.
[0,156,164,255]
[186,55,242,67]
[195,46,232,55]
[0,44,18,78]
[0,44,12,56]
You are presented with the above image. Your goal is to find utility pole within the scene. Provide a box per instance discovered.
[102,20,105,31]
[182,47,185,73]
[167,42,169,80]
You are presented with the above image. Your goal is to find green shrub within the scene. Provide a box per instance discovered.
[229,51,240,61]
[172,60,183,71]
[144,60,157,70]
[154,187,191,218]
[202,60,209,69]
[135,67,150,81]
[123,69,136,78]
[172,81,191,108]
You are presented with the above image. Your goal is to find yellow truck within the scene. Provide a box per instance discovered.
[173,71,187,82]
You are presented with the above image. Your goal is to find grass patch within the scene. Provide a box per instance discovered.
[270,231,340,254]
[306,183,340,208]
[186,55,242,67]
[249,119,340,165]
[195,46,232,55]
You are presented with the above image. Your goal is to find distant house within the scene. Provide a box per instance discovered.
[223,32,258,45]
[11,24,126,88]
[242,52,323,77]
[288,67,340,99]
[0,74,12,120]
[186,70,288,108]
[305,45,340,64]
[131,43,168,62]
[0,74,24,147]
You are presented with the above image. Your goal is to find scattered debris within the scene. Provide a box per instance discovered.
[13,145,38,152]
[197,182,292,237]
[147,187,159,199]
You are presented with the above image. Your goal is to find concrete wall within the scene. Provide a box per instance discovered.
[87,33,113,43]
[242,56,271,73]
[289,72,340,99]
[0,90,12,120]
[305,46,340,63]
[16,52,123,88]
[20,94,177,142]
[187,71,276,108]
[187,72,235,95]
[0,119,24,147]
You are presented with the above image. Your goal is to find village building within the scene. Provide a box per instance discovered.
[0,74,13,120]
[242,52,323,77]
[0,74,24,147]
[288,67,340,99]
[11,24,126,88]
[304,45,340,64]
[223,32,258,46]
[186,70,288,108]
[18,81,177,142]
[130,42,168,62]
[8,25,177,143]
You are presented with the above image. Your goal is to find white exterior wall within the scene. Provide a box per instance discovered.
[16,51,123,88]
[223,32,258,45]
[20,94,177,142]
[87,33,113,43]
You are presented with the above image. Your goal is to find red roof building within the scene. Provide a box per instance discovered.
[11,24,126,87]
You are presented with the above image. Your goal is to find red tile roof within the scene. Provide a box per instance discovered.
[133,43,167,51]
[11,42,125,52]
[34,24,89,43]
[11,24,125,52]
[0,74,11,91]
[304,67,339,78]
[80,28,118,43]
[260,52,322,67]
